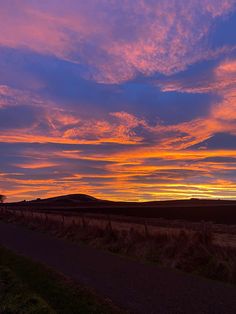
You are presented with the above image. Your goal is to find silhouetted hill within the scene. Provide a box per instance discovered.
[4,194,236,224]
[30,194,101,205]
[8,194,236,208]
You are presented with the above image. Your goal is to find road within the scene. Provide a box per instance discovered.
[0,221,236,313]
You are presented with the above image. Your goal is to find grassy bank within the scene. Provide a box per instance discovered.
[68,223,236,284]
[0,265,55,313]
[1,210,236,285]
[0,246,123,314]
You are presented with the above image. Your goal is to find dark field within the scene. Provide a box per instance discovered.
[4,194,236,224]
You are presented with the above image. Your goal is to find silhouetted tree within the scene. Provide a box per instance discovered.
[0,195,6,204]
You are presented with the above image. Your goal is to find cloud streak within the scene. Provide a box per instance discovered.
[0,1,236,201]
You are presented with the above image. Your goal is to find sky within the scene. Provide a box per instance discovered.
[0,0,236,202]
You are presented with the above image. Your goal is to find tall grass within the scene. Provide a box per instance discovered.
[1,209,236,284]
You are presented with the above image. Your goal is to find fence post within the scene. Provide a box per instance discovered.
[82,214,86,228]
[45,213,49,226]
[144,219,149,238]
[61,215,65,227]
[107,215,112,232]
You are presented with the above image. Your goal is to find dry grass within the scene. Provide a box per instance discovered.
[1,208,236,285]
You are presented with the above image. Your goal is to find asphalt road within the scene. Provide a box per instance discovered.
[0,221,236,314]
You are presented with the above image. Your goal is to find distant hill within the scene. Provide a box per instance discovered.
[4,194,236,224]
[8,194,236,208]
[30,194,101,205]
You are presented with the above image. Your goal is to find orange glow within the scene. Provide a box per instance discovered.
[0,2,236,202]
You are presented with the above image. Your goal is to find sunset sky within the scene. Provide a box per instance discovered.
[0,0,236,202]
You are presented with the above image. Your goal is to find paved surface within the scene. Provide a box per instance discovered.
[0,221,236,314]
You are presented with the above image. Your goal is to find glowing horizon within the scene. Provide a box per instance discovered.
[0,0,236,202]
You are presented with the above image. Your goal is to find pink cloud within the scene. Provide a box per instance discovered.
[0,81,235,150]
[156,59,236,148]
[0,0,235,83]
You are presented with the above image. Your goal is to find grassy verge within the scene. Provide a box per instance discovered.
[74,225,236,284]
[2,210,236,285]
[0,265,55,314]
[0,246,124,314]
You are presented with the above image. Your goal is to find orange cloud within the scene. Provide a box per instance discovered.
[156,59,236,149]
[14,161,59,169]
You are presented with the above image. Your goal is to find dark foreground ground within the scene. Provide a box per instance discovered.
[1,221,236,313]
[0,246,122,314]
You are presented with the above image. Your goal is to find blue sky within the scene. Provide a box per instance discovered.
[0,0,236,201]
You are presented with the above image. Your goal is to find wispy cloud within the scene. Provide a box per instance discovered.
[0,1,236,201]
[0,1,235,83]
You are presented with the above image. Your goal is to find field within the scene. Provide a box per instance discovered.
[5,195,236,224]
[1,206,236,285]
[3,207,236,247]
